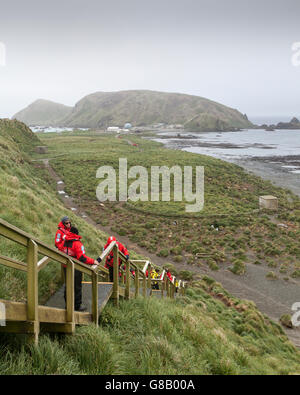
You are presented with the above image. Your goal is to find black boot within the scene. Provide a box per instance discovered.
[76,304,87,312]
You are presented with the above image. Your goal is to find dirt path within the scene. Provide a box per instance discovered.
[41,158,300,347]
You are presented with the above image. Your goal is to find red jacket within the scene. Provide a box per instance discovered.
[166,271,173,282]
[55,221,70,251]
[63,232,95,265]
[104,239,129,268]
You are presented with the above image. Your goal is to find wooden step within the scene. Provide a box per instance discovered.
[46,282,113,315]
[0,299,93,335]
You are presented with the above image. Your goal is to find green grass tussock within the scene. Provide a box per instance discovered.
[1,121,300,375]
[1,282,300,375]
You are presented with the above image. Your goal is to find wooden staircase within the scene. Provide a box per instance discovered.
[0,218,185,344]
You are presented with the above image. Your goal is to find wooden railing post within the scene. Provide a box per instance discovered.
[147,264,152,297]
[125,260,130,300]
[161,278,164,298]
[121,270,125,285]
[167,279,170,298]
[143,273,147,298]
[92,270,99,326]
[135,267,139,298]
[112,244,119,306]
[66,259,75,332]
[27,239,39,344]
[171,277,176,299]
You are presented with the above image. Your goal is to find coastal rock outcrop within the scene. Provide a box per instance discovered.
[276,117,300,129]
[260,117,300,130]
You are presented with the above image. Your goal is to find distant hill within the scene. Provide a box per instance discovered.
[13,90,253,131]
[13,99,72,127]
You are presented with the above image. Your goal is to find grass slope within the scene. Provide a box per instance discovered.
[1,278,300,375]
[1,122,300,375]
[0,120,108,303]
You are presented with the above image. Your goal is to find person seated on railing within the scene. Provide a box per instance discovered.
[63,226,101,312]
[150,269,160,290]
[104,236,129,282]
[55,216,72,251]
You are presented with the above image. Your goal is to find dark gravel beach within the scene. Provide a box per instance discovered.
[233,155,300,198]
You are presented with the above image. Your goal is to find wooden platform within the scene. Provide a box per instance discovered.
[46,282,113,315]
[0,298,92,336]
[0,217,183,343]
[0,283,115,338]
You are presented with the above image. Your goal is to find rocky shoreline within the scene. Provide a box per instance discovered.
[232,155,300,198]
[151,133,300,197]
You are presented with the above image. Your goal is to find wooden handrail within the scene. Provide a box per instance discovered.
[99,240,116,263]
[0,254,27,272]
[142,261,150,274]
[37,256,51,272]
[0,216,186,344]
[0,218,99,276]
[0,217,111,342]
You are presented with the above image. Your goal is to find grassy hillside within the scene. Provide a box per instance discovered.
[1,278,300,375]
[0,120,108,303]
[0,118,40,149]
[13,99,72,127]
[1,121,300,375]
[40,131,300,282]
[12,90,253,131]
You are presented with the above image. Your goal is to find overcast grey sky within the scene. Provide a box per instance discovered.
[0,0,299,121]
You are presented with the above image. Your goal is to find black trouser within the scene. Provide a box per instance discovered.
[108,266,114,282]
[64,268,83,310]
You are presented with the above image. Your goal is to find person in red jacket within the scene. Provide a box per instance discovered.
[103,236,129,282]
[63,227,101,311]
[166,269,173,282]
[64,228,99,266]
[55,216,72,251]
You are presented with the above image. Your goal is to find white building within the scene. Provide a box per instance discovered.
[107,127,120,132]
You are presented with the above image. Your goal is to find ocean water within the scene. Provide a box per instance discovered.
[153,129,300,178]
[155,129,300,160]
